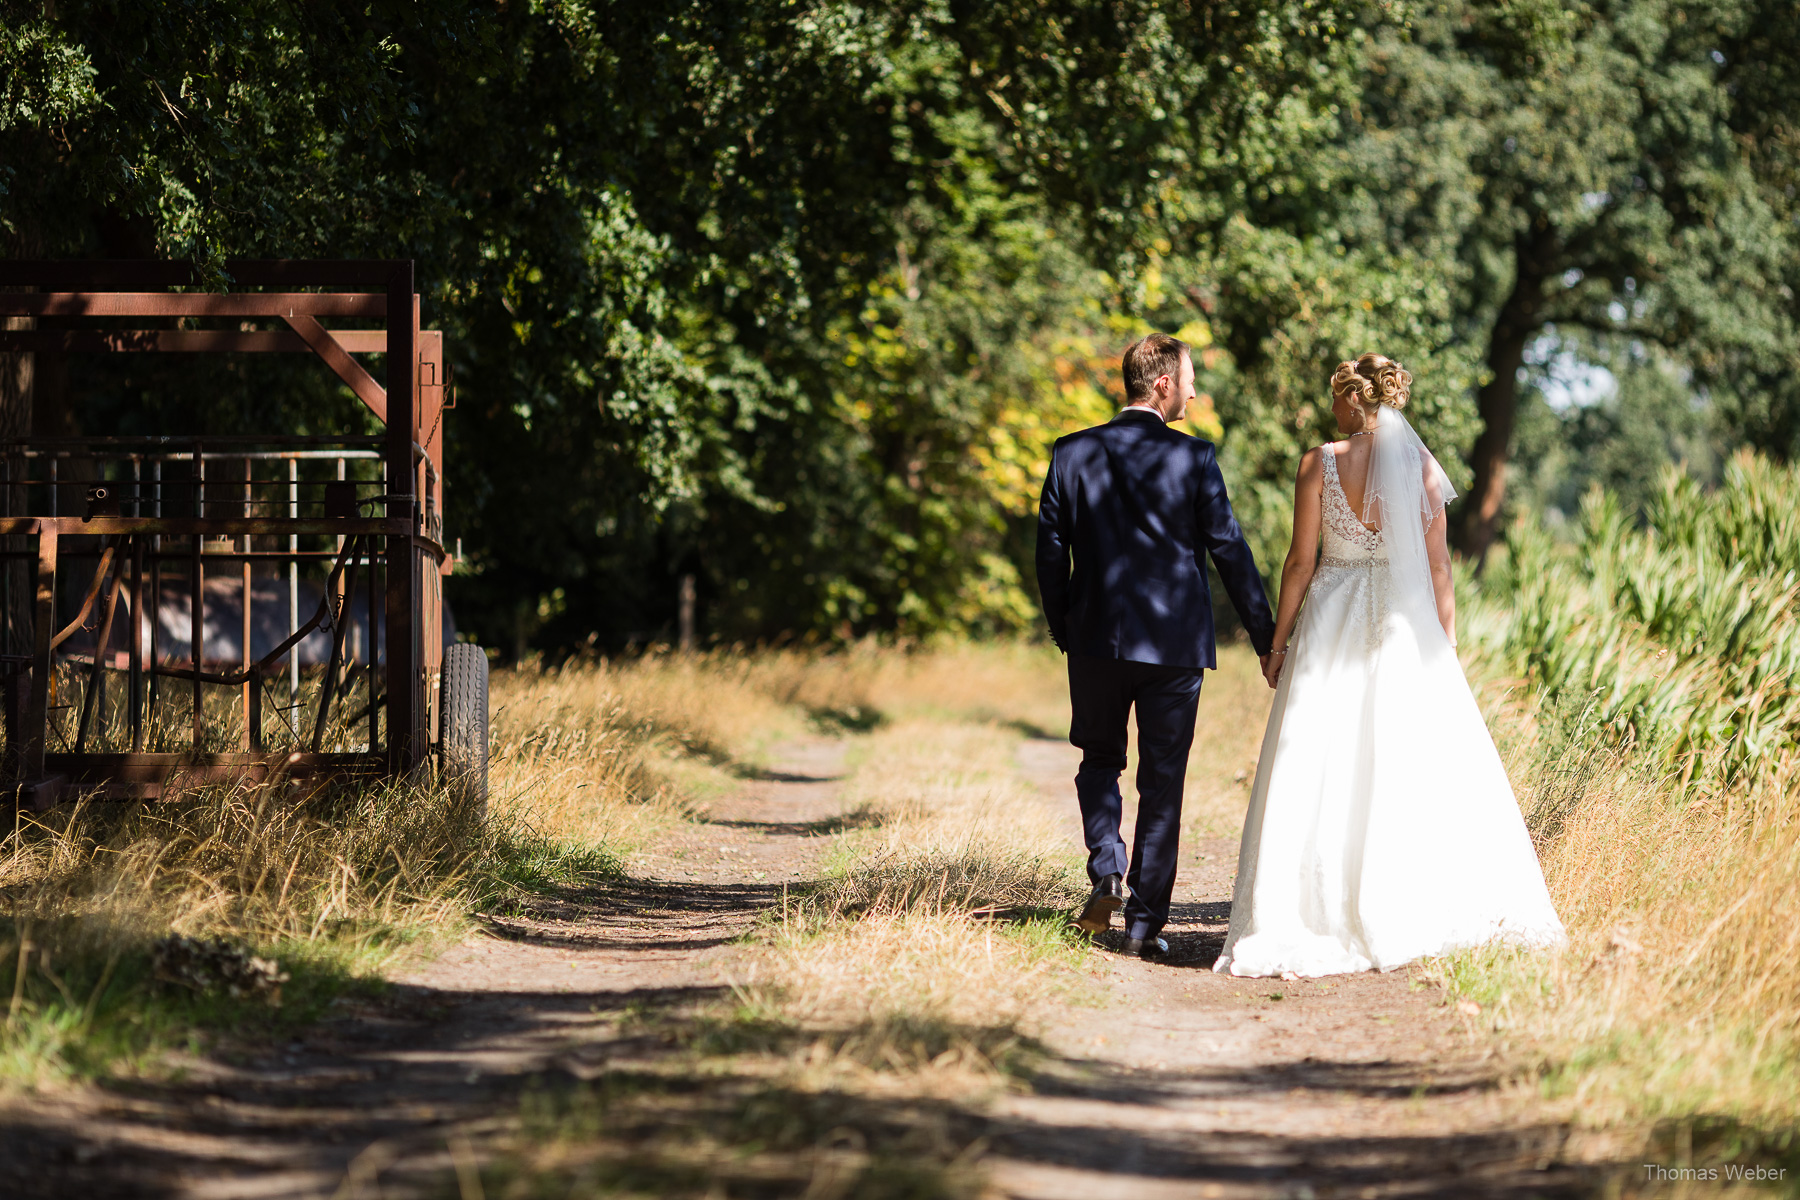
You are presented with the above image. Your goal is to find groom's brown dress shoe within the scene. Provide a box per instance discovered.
[1074,874,1124,933]
[1123,935,1170,959]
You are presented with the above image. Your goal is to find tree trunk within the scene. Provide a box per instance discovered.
[1454,231,1553,562]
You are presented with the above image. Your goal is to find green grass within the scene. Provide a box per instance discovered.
[0,918,394,1084]
[1465,451,1800,797]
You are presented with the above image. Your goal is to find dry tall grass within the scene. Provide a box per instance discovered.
[0,640,1090,1091]
[0,778,495,1084]
[1436,695,1800,1139]
[0,650,790,1087]
[1435,458,1800,1147]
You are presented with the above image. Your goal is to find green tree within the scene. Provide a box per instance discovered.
[1349,0,1800,559]
[2,0,1377,648]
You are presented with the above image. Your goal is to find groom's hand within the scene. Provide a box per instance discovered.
[1259,653,1280,689]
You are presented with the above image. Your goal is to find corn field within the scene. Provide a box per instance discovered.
[1467,451,1800,795]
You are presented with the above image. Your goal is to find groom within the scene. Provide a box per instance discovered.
[1035,332,1276,958]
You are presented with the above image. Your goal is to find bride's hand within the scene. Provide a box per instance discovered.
[1260,651,1283,689]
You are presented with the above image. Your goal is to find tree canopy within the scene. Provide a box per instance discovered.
[2,0,1795,651]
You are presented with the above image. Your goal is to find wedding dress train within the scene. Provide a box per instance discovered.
[1214,420,1567,978]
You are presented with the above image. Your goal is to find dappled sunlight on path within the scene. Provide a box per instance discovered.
[994,714,1621,1198]
[0,719,1642,1199]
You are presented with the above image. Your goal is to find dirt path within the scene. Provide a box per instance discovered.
[0,740,854,1200]
[993,737,1614,1198]
[0,733,1626,1198]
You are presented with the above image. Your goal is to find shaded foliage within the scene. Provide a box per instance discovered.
[2,0,1796,647]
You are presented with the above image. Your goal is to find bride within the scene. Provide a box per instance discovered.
[1213,353,1567,978]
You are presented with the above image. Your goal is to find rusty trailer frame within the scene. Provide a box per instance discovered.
[0,260,461,807]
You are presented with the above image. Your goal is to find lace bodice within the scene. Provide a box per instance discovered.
[1320,447,1386,562]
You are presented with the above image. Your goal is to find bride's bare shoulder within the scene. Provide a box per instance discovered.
[1295,445,1328,486]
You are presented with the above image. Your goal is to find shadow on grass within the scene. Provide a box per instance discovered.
[0,864,1730,1200]
[674,1007,1051,1077]
[0,914,393,1087]
[726,763,848,784]
[486,1004,1639,1200]
[1002,717,1065,741]
[807,703,886,734]
[501,1063,988,1200]
[0,891,1752,1200]
[704,802,886,838]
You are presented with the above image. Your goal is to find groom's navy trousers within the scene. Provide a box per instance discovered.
[1068,654,1204,939]
[1036,407,1275,940]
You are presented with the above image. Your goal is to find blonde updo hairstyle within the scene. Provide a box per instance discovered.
[1329,353,1411,429]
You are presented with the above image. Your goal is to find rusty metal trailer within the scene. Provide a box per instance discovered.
[0,260,486,809]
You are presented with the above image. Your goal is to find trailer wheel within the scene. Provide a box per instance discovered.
[440,642,490,820]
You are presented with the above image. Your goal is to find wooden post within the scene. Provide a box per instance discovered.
[678,574,696,654]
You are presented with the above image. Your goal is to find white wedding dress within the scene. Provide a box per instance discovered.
[1214,418,1567,978]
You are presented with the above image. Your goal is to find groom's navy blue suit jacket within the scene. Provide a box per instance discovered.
[1035,408,1276,670]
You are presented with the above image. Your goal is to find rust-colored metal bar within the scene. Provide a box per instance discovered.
[280,314,387,423]
[2,435,383,448]
[130,535,144,751]
[0,259,410,290]
[242,458,254,751]
[49,542,115,651]
[0,329,437,356]
[418,329,447,551]
[23,525,57,781]
[190,528,202,749]
[0,547,394,564]
[76,537,127,753]
[0,517,412,538]
[0,331,310,353]
[0,294,386,319]
[367,540,380,751]
[311,536,362,753]
[146,556,160,747]
[385,263,421,772]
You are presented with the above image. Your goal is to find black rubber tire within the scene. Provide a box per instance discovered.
[439,642,490,819]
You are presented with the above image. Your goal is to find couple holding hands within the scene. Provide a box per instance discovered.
[1035,333,1566,977]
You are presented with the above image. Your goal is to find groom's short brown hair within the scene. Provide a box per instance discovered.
[1122,332,1190,402]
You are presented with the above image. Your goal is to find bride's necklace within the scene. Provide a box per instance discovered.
[1348,429,1375,437]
